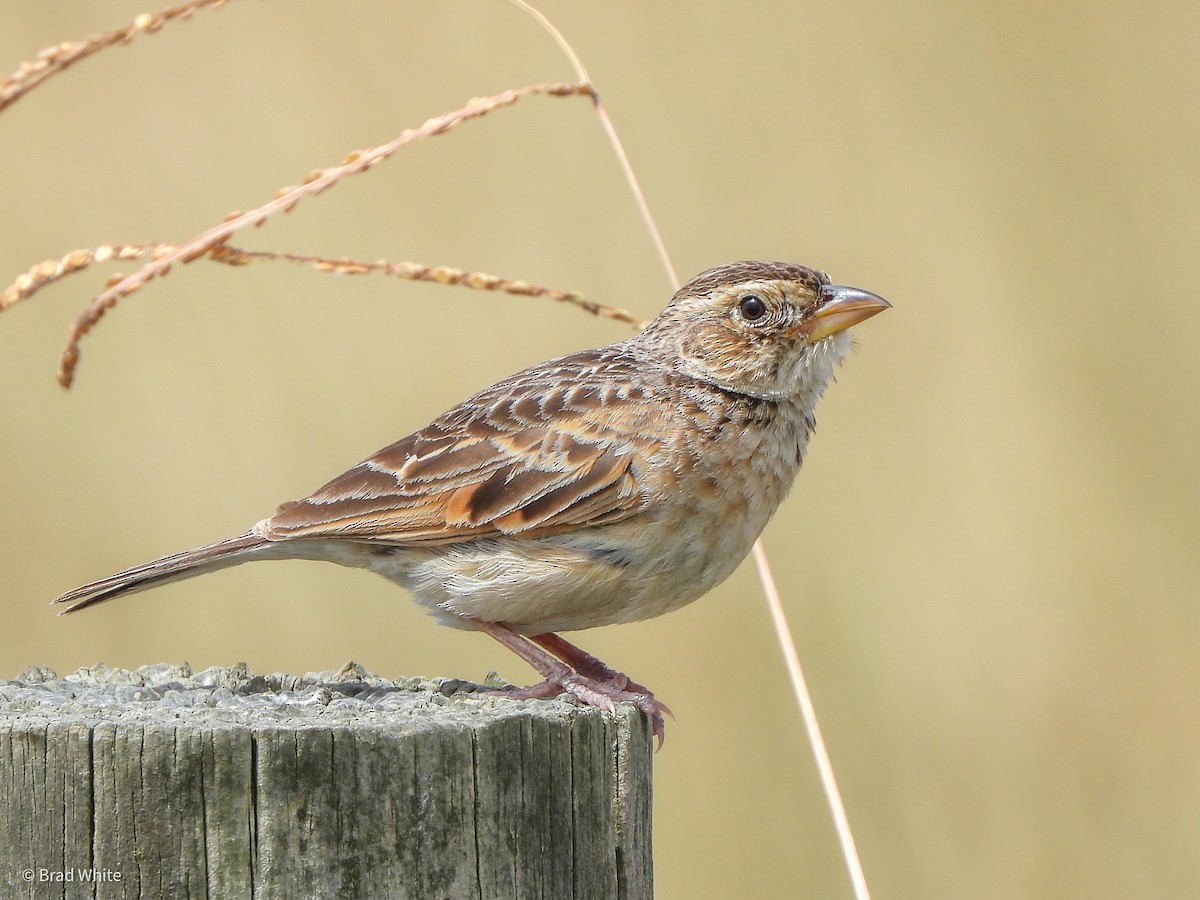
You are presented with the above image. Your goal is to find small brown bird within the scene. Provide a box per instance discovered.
[57,261,888,742]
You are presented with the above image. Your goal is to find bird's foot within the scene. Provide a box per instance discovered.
[470,619,671,748]
[501,672,670,748]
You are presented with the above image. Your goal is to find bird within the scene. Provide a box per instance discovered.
[55,260,889,744]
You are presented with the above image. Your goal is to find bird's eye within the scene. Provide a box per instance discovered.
[738,294,767,322]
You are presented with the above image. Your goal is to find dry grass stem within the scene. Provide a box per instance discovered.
[34,81,590,388]
[1,244,162,313]
[506,0,678,289]
[752,541,873,900]
[0,0,228,114]
[207,247,646,327]
[1,241,643,352]
[513,3,871,896]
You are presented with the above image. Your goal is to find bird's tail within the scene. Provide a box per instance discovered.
[55,531,270,613]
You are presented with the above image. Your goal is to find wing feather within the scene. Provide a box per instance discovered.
[261,349,661,545]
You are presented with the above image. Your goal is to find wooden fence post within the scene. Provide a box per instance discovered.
[0,662,653,899]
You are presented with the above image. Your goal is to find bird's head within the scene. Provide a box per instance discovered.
[638,261,890,401]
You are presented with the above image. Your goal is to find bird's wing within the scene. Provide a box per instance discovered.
[260,351,667,545]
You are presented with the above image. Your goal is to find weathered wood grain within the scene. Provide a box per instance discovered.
[0,663,653,899]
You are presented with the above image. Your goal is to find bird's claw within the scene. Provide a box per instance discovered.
[493,673,670,749]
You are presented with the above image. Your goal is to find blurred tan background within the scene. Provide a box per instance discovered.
[3,2,1198,897]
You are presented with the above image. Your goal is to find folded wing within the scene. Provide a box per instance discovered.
[261,353,663,545]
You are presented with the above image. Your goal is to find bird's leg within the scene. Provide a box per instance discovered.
[529,632,630,686]
[469,619,669,747]
[470,619,628,713]
[469,619,579,687]
[531,632,673,748]
[529,632,672,718]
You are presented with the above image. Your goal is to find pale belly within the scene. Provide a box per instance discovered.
[357,469,781,634]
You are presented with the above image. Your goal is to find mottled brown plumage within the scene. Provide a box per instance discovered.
[55,261,889,743]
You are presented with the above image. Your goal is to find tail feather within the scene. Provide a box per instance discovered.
[56,531,269,613]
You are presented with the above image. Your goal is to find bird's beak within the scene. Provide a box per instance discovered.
[800,284,891,343]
